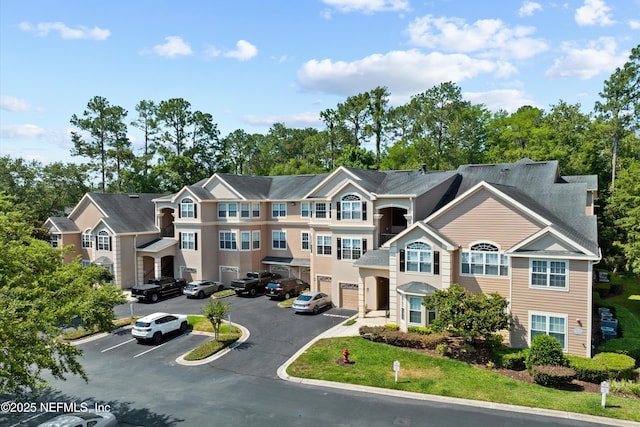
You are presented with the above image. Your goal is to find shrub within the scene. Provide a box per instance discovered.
[500,350,528,370]
[598,337,640,362]
[408,326,432,335]
[421,332,449,350]
[610,379,640,397]
[526,334,566,371]
[609,283,623,295]
[485,333,504,349]
[566,355,609,383]
[531,365,576,387]
[359,325,447,350]
[594,352,636,380]
[384,324,400,330]
[436,343,448,356]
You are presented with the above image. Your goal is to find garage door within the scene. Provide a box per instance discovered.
[340,283,359,310]
[220,266,239,288]
[317,276,332,297]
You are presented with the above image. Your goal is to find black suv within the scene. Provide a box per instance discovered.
[265,278,308,300]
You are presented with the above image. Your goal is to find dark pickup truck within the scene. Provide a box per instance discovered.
[131,277,187,303]
[230,271,279,297]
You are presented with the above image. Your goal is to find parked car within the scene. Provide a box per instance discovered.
[230,271,280,296]
[292,291,332,314]
[131,277,187,303]
[265,278,308,300]
[183,280,225,298]
[37,411,117,427]
[131,312,188,344]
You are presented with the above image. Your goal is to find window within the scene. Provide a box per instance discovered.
[252,203,260,217]
[314,202,328,219]
[316,235,331,255]
[219,231,237,250]
[338,238,366,260]
[531,260,567,289]
[272,203,286,218]
[50,233,60,248]
[406,242,432,273]
[82,230,92,248]
[218,203,238,218]
[339,194,363,220]
[409,297,422,324]
[97,231,110,251]
[272,231,287,249]
[301,202,311,218]
[241,231,250,250]
[461,243,508,276]
[181,232,196,250]
[252,231,260,250]
[530,313,567,350]
[240,203,250,218]
[180,198,195,218]
[301,232,310,251]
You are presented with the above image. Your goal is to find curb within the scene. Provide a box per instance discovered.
[176,322,250,366]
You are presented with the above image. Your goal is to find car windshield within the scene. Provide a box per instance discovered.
[296,295,312,301]
[135,321,151,327]
[267,282,279,287]
[185,284,197,289]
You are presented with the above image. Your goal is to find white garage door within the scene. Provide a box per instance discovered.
[340,283,359,310]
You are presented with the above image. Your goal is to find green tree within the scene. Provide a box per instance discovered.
[422,284,511,341]
[335,145,376,169]
[223,129,257,174]
[130,99,159,177]
[365,86,390,169]
[595,44,640,189]
[337,92,370,147]
[70,96,130,192]
[201,299,231,340]
[0,196,126,395]
[607,160,640,273]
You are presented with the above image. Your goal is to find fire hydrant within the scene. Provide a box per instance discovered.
[343,348,350,363]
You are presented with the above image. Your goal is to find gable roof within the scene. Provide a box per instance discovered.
[45,217,79,233]
[81,193,163,234]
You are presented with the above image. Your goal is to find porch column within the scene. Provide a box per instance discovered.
[154,257,162,279]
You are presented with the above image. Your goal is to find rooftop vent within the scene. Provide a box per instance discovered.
[128,194,139,198]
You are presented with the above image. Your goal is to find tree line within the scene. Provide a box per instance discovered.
[1,45,638,274]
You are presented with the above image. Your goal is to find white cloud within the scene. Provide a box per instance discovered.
[630,20,640,29]
[464,89,538,113]
[1,96,34,112]
[406,15,548,59]
[151,36,193,58]
[297,49,506,97]
[223,40,258,61]
[575,0,614,26]
[518,1,543,17]
[545,37,628,79]
[242,112,322,128]
[0,124,48,138]
[18,21,110,40]
[322,0,409,14]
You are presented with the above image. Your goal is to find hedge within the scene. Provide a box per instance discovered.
[359,325,448,350]
[531,365,576,387]
[566,352,636,383]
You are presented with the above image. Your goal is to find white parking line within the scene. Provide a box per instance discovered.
[322,313,351,319]
[101,338,136,353]
[133,333,187,358]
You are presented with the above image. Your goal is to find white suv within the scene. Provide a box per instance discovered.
[132,312,188,344]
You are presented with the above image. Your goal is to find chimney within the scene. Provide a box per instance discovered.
[421,163,427,174]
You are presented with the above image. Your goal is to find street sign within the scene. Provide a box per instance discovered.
[393,360,400,383]
[600,381,609,407]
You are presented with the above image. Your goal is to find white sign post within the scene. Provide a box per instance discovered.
[393,360,400,383]
[600,381,609,408]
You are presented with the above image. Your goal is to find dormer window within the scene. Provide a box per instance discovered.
[50,233,60,248]
[97,230,111,251]
[338,194,366,221]
[180,198,196,218]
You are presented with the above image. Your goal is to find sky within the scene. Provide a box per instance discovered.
[1,0,639,164]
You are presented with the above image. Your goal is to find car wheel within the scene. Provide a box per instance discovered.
[249,287,257,297]
[180,321,188,332]
[152,332,162,344]
[313,305,319,314]
[284,292,291,300]
[218,284,224,292]
[150,293,159,303]
[198,291,205,299]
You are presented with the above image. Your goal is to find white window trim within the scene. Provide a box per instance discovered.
[272,230,287,250]
[252,230,260,250]
[218,203,238,219]
[82,230,92,248]
[340,194,362,221]
[340,237,363,260]
[97,231,110,251]
[240,203,250,218]
[219,230,237,251]
[301,231,311,251]
[271,203,287,218]
[460,241,508,277]
[180,198,195,218]
[405,241,432,274]
[316,234,332,256]
[252,203,260,217]
[529,259,569,291]
[240,231,251,251]
[314,202,328,219]
[407,295,423,326]
[181,232,196,250]
[301,202,311,218]
[528,311,568,352]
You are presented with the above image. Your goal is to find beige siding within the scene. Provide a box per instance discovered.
[510,257,591,356]
[430,189,543,248]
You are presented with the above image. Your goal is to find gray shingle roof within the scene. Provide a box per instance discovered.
[47,217,79,233]
[86,193,164,234]
[353,248,389,267]
[397,281,437,295]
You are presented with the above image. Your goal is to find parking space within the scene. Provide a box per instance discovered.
[77,326,211,361]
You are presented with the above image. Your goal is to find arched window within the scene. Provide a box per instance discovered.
[82,229,93,248]
[180,198,196,218]
[340,194,366,220]
[97,230,111,251]
[461,242,508,276]
[406,241,432,273]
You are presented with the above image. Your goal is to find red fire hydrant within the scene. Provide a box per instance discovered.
[343,348,350,363]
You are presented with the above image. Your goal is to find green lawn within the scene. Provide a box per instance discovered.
[184,315,241,360]
[288,336,640,422]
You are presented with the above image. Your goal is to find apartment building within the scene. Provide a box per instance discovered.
[45,158,599,356]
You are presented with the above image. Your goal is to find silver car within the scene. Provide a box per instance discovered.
[183,280,225,298]
[292,291,332,314]
[37,411,117,427]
